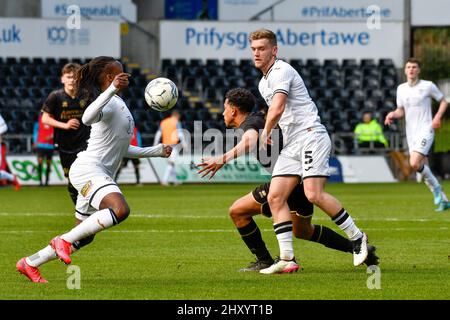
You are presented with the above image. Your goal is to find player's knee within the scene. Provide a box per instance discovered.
[305,189,322,204]
[110,202,130,222]
[228,202,246,222]
[410,161,422,172]
[267,193,284,209]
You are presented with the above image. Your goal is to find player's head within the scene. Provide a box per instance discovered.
[61,63,80,92]
[223,88,255,128]
[404,57,421,81]
[249,29,278,74]
[362,111,373,123]
[74,56,122,100]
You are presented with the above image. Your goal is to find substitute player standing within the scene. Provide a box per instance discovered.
[249,29,370,274]
[385,58,449,212]
[41,63,90,203]
[16,56,172,283]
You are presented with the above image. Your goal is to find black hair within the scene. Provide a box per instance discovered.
[74,56,117,101]
[225,88,256,113]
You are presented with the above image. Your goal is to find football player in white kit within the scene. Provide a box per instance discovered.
[249,29,370,274]
[385,58,449,212]
[16,57,172,283]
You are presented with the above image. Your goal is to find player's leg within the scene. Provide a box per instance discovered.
[36,152,44,186]
[0,169,20,191]
[59,151,79,205]
[52,186,129,265]
[302,130,369,266]
[411,152,449,209]
[229,187,273,271]
[132,159,141,184]
[260,175,300,274]
[303,177,368,266]
[17,196,97,282]
[45,151,52,186]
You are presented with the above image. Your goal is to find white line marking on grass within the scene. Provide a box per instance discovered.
[0,227,448,234]
[0,212,448,222]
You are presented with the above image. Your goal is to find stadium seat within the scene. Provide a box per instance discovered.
[19,57,31,65]
[223,59,237,69]
[206,59,220,68]
[183,76,199,92]
[6,77,20,87]
[161,59,172,72]
[327,77,343,88]
[363,78,380,89]
[342,59,358,68]
[306,59,321,67]
[164,66,179,83]
[379,58,395,67]
[381,77,397,89]
[239,59,253,69]
[32,57,44,65]
[6,57,18,64]
[175,59,187,68]
[324,59,340,69]
[346,78,362,89]
[14,87,30,99]
[360,59,377,68]
[228,76,245,88]
[180,67,195,82]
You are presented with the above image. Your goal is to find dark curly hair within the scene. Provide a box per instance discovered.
[225,88,256,114]
[74,56,117,101]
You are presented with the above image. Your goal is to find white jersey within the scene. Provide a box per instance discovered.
[396,80,444,140]
[75,87,134,178]
[258,59,325,144]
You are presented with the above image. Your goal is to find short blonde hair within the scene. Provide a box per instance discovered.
[249,29,277,46]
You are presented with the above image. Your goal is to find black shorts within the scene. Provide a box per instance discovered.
[59,151,79,178]
[252,182,314,218]
[36,148,54,160]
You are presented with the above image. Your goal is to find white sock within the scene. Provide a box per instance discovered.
[162,164,173,184]
[274,221,294,260]
[61,209,118,243]
[0,170,14,181]
[420,165,440,193]
[169,165,177,183]
[332,209,363,241]
[26,245,56,267]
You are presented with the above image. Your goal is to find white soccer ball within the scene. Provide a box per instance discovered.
[144,77,178,112]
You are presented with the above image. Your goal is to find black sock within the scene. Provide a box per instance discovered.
[45,162,51,185]
[37,163,43,185]
[310,225,353,253]
[237,219,273,262]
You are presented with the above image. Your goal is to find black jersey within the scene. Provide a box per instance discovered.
[239,112,282,172]
[41,89,90,154]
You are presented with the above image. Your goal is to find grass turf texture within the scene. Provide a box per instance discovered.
[0,182,449,300]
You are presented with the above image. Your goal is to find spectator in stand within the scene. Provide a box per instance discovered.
[354,111,388,151]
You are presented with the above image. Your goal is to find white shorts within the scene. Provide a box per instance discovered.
[407,129,434,156]
[69,161,122,221]
[272,129,331,179]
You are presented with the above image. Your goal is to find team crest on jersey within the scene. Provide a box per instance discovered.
[104,176,113,182]
[81,181,93,197]
[80,100,87,108]
[62,101,68,108]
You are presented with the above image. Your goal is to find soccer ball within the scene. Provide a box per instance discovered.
[144,77,178,112]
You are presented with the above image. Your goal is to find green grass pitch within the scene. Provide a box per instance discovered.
[0,182,449,300]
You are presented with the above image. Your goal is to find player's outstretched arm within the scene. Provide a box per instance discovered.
[197,129,259,179]
[384,107,405,126]
[126,144,172,159]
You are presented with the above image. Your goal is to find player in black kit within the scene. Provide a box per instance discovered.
[197,88,379,272]
[41,63,91,204]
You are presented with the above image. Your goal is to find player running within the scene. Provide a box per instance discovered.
[385,58,449,212]
[16,56,172,283]
[41,63,90,203]
[197,88,378,272]
[248,29,371,274]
